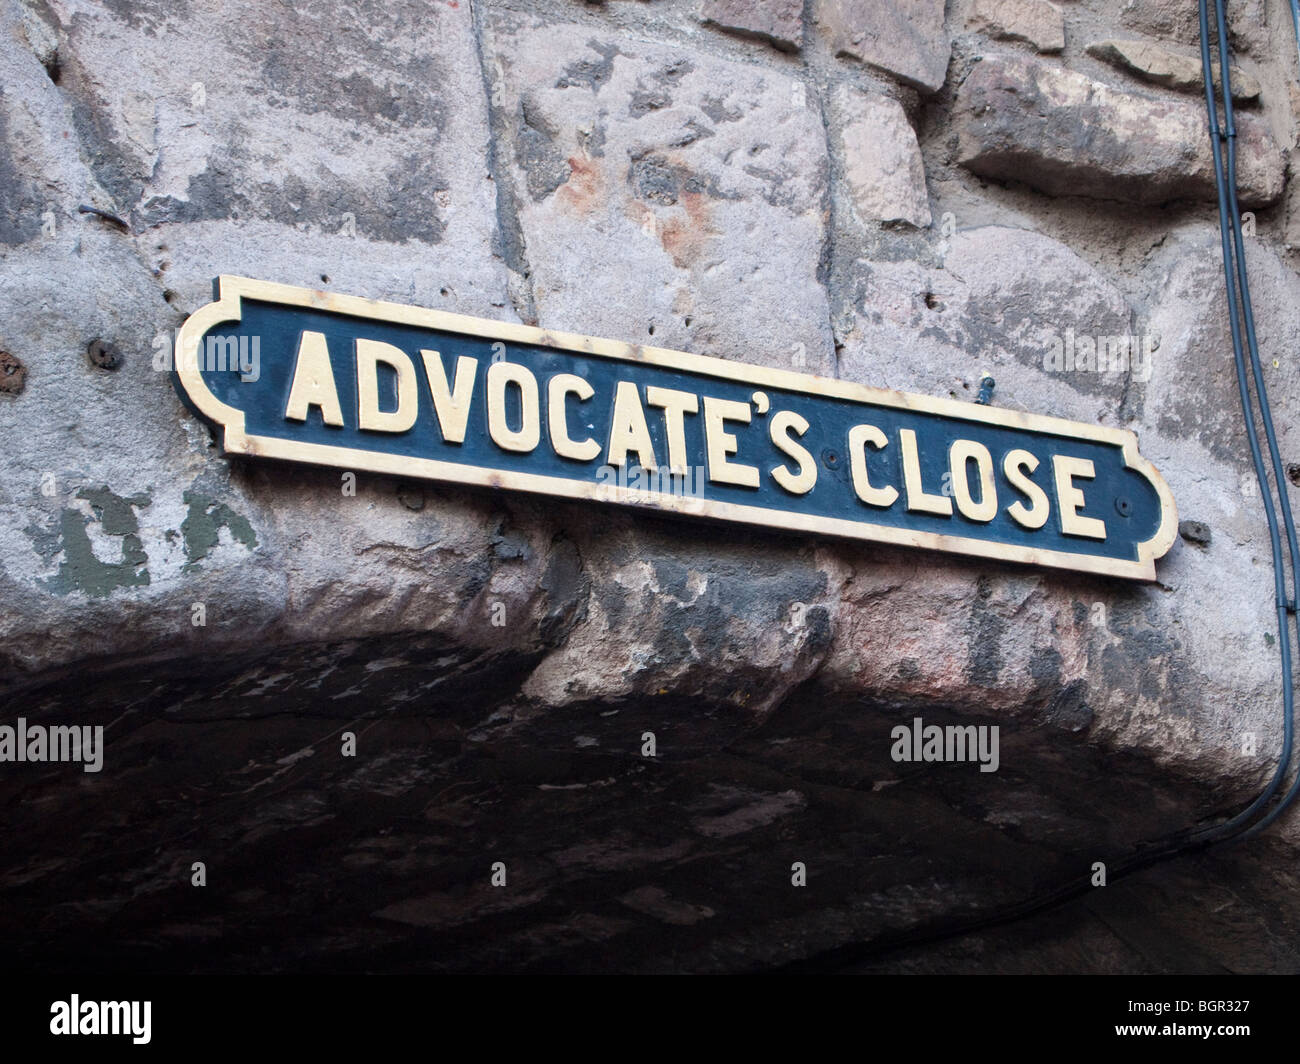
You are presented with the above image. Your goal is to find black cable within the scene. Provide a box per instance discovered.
[1205,0,1300,839]
[1172,0,1297,849]
[766,0,1300,972]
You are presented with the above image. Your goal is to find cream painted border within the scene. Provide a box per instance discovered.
[174,275,1179,581]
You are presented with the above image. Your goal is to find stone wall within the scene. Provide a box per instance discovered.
[4,0,1300,971]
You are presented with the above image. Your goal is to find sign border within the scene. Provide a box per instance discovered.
[173,275,1179,581]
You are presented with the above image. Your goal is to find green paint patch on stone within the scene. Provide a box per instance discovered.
[40,486,151,598]
[181,490,258,572]
[79,486,149,535]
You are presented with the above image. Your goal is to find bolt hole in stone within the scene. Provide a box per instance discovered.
[320,274,330,284]
[1179,520,1212,548]
[924,291,944,311]
[0,350,26,395]
[396,482,425,511]
[162,289,178,305]
[648,324,655,336]
[85,338,123,371]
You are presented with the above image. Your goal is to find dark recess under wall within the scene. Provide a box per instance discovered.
[2,632,1296,973]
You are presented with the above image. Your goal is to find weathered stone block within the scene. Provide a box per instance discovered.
[486,15,835,375]
[836,226,1134,426]
[1087,39,1260,103]
[52,0,509,316]
[954,55,1284,207]
[1119,0,1268,58]
[815,0,951,93]
[966,0,1065,54]
[700,0,804,52]
[836,88,930,227]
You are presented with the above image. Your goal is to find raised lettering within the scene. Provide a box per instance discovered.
[486,361,540,453]
[420,350,477,444]
[769,410,817,495]
[356,338,417,433]
[848,424,899,508]
[900,428,953,516]
[285,330,344,426]
[703,396,759,488]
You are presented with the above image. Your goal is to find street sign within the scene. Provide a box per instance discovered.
[173,276,1177,580]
